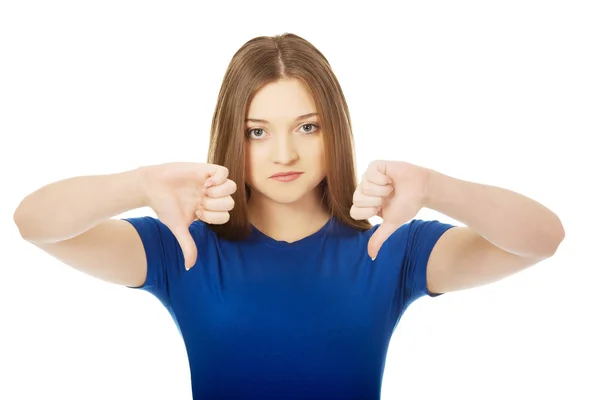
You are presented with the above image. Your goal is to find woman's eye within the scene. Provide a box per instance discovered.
[301,123,319,133]
[247,128,265,138]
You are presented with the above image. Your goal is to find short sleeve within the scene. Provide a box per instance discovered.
[384,219,456,306]
[122,216,184,306]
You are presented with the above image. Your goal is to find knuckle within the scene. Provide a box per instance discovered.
[221,212,231,223]
[349,206,358,219]
[355,196,368,207]
[360,181,371,194]
[214,197,234,211]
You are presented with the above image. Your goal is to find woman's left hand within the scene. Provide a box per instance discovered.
[350,160,432,260]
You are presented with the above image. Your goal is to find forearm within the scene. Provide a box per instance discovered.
[425,170,565,258]
[14,168,147,243]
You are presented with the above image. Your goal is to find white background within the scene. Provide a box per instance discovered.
[2,1,598,399]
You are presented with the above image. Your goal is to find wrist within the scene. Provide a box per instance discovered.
[423,168,445,210]
[122,167,151,210]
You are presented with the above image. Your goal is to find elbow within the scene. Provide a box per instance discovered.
[544,215,566,258]
[13,205,27,239]
[13,202,33,241]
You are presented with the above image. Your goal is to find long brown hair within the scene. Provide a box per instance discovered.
[206,33,372,241]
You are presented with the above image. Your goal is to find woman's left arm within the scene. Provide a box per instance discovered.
[351,160,565,294]
[423,169,565,293]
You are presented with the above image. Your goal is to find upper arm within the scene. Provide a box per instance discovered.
[374,219,455,307]
[30,218,148,288]
[426,226,544,294]
[395,219,456,301]
[29,216,189,306]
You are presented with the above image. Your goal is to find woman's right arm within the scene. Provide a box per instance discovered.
[13,168,151,287]
[14,162,236,286]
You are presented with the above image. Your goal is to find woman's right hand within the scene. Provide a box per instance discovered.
[139,162,237,270]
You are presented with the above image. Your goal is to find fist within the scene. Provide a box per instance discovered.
[351,160,431,259]
[141,162,237,269]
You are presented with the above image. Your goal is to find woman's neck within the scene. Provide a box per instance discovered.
[247,190,330,243]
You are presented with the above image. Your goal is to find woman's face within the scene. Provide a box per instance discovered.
[244,78,327,206]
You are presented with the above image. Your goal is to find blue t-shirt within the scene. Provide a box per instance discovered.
[124,216,455,399]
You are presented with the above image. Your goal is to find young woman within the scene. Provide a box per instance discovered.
[13,33,565,399]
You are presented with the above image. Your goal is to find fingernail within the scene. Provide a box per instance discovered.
[204,179,213,188]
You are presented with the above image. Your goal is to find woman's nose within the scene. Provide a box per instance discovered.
[272,134,299,164]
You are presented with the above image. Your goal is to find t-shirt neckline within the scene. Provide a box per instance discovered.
[250,217,335,250]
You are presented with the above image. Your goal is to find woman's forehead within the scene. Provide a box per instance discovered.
[246,79,317,123]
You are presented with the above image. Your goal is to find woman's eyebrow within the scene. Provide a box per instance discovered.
[245,112,319,124]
